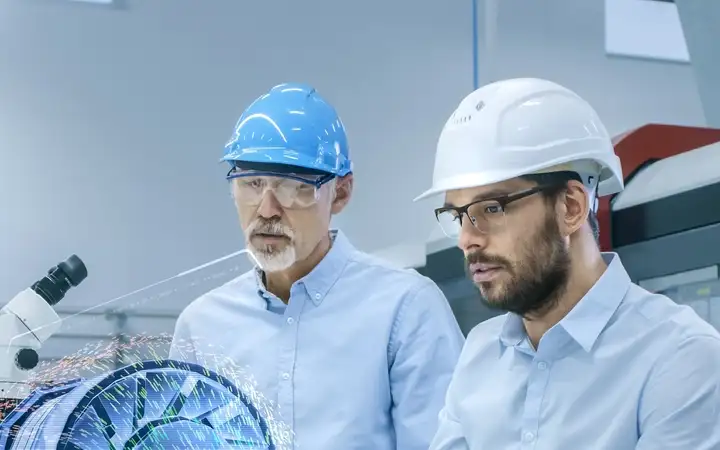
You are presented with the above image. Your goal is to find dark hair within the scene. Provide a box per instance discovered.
[519,171,600,244]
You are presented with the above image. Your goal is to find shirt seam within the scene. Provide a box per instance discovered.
[387,279,438,364]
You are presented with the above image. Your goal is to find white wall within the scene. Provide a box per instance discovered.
[0,0,709,364]
[0,0,472,311]
[0,0,472,368]
[675,0,720,127]
[479,0,705,137]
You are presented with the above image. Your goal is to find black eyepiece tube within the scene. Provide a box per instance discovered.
[31,255,88,306]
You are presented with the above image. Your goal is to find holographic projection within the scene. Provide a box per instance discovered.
[1,360,277,449]
[0,252,288,449]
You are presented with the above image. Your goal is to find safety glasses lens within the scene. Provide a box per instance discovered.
[232,176,319,208]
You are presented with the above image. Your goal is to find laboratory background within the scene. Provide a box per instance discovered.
[1,0,718,372]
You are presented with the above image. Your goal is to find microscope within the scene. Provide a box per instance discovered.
[0,255,87,419]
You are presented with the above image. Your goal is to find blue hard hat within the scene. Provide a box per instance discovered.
[222,83,352,177]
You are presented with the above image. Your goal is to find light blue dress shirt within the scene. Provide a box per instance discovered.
[431,253,720,450]
[169,230,465,450]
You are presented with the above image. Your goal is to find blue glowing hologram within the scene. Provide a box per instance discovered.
[0,359,275,449]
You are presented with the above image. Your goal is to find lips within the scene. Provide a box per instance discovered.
[253,232,289,240]
[469,263,503,283]
[469,263,501,272]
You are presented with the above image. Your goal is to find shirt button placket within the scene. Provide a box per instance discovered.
[277,293,302,445]
[521,358,551,449]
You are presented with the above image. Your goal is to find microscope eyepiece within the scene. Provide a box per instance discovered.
[57,255,87,287]
[31,255,88,306]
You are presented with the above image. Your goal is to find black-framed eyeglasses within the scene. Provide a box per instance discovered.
[434,184,556,238]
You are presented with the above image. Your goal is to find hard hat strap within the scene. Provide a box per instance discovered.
[575,171,600,213]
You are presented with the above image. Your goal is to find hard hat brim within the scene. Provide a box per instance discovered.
[413,187,443,202]
[413,169,526,202]
[414,167,624,202]
[220,147,352,177]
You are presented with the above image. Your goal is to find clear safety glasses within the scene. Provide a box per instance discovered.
[434,185,554,238]
[227,167,335,209]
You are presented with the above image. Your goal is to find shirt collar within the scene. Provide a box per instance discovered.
[499,252,631,352]
[254,229,353,306]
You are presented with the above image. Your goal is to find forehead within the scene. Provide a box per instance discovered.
[443,177,534,206]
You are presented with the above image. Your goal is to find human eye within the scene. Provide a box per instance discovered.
[483,202,504,214]
[241,178,264,189]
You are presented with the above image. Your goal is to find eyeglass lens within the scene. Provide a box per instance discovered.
[437,199,507,237]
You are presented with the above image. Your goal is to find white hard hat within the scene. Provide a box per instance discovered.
[414,78,624,202]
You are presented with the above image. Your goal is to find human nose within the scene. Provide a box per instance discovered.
[457,215,489,253]
[256,189,284,219]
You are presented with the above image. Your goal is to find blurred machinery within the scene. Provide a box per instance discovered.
[597,123,720,253]
[603,124,720,329]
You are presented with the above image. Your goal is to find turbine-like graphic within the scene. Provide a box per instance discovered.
[1,359,276,449]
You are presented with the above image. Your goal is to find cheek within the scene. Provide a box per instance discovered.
[288,209,326,238]
[487,229,522,261]
[487,233,538,279]
[510,225,555,274]
[236,205,256,228]
[502,211,544,250]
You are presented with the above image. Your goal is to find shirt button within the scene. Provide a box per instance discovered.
[523,431,535,442]
[286,317,294,325]
[537,361,548,370]
[282,372,290,380]
[314,293,321,300]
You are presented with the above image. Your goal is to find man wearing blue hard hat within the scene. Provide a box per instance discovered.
[170,83,464,449]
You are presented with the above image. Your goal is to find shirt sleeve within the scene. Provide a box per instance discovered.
[168,311,198,364]
[388,280,465,450]
[430,327,473,450]
[429,402,471,450]
[636,334,720,449]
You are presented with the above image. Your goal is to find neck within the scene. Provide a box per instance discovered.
[523,235,608,349]
[265,232,333,303]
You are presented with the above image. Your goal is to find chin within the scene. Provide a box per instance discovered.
[249,245,297,272]
[477,284,509,309]
[477,279,503,296]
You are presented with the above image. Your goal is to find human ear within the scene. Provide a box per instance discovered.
[557,180,589,237]
[330,174,353,214]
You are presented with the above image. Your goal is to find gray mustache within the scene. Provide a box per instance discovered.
[249,220,294,238]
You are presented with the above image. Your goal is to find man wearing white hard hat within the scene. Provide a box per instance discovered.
[417,78,720,449]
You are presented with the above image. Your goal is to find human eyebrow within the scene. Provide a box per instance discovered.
[441,190,512,208]
[470,190,513,202]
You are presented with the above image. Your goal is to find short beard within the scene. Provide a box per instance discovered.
[245,218,297,273]
[466,212,571,317]
[251,244,297,272]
